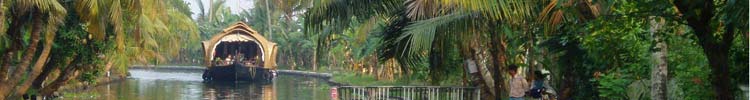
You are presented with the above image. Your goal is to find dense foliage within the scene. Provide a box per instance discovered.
[295,0,748,99]
[0,0,745,99]
[0,0,198,99]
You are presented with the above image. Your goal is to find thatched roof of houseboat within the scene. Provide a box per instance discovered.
[201,22,278,69]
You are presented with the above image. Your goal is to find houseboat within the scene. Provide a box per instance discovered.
[201,22,278,82]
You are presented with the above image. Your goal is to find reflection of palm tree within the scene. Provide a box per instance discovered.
[262,83,276,100]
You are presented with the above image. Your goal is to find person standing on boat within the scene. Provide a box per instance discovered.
[508,64,529,100]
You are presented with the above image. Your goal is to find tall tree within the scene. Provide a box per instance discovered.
[5,0,199,98]
[649,17,668,100]
[672,0,748,99]
[0,0,66,99]
[304,0,538,99]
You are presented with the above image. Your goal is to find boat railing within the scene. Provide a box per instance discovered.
[213,59,262,67]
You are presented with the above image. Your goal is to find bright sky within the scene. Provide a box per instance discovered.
[185,0,255,19]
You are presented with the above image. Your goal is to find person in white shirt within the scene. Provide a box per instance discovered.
[508,64,528,100]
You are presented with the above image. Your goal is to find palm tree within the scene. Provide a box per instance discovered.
[671,0,748,99]
[11,0,198,98]
[71,0,198,66]
[0,0,66,99]
[304,0,542,99]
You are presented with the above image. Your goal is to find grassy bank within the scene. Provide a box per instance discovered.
[288,66,464,86]
[330,72,411,86]
[331,71,467,86]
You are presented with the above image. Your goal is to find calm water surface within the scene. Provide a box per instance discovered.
[62,69,331,100]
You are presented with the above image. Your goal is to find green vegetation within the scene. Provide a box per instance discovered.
[293,0,748,100]
[61,92,100,99]
[0,0,198,99]
[332,71,437,86]
[0,0,746,100]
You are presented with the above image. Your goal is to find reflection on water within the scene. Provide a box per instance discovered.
[63,69,330,100]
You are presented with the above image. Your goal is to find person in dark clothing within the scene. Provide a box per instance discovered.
[529,70,547,98]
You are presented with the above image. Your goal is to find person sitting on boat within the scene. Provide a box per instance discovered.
[246,58,253,66]
[226,55,233,64]
[238,53,245,61]
[215,58,223,65]
[249,58,257,67]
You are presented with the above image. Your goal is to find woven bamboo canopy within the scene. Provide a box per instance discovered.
[201,22,278,69]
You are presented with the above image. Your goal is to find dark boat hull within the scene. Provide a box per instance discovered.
[202,63,274,82]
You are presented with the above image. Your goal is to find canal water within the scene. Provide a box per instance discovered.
[61,69,331,100]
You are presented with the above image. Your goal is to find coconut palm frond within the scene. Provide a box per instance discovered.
[209,0,227,23]
[432,0,534,23]
[72,0,99,29]
[167,8,201,50]
[108,0,123,25]
[305,0,406,66]
[194,0,205,20]
[16,0,67,15]
[304,0,404,36]
[405,0,446,20]
[377,14,423,67]
[352,16,381,45]
[399,11,466,57]
[537,0,614,35]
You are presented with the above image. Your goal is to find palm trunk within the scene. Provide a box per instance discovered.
[331,52,336,70]
[0,9,32,100]
[0,11,30,81]
[649,17,668,100]
[2,17,44,99]
[525,30,535,81]
[30,61,58,93]
[8,19,42,83]
[312,47,317,71]
[473,51,497,98]
[0,0,4,33]
[489,27,509,99]
[14,27,57,97]
[208,0,213,22]
[33,55,74,93]
[40,63,80,96]
[264,0,273,39]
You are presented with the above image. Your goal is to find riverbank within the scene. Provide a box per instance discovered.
[126,66,423,87]
[55,74,127,98]
[128,66,448,86]
[288,68,449,86]
[276,70,346,86]
[129,65,205,72]
[329,71,435,86]
[128,65,349,86]
[63,77,125,90]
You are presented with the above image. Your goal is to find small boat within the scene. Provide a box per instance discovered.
[200,22,278,82]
